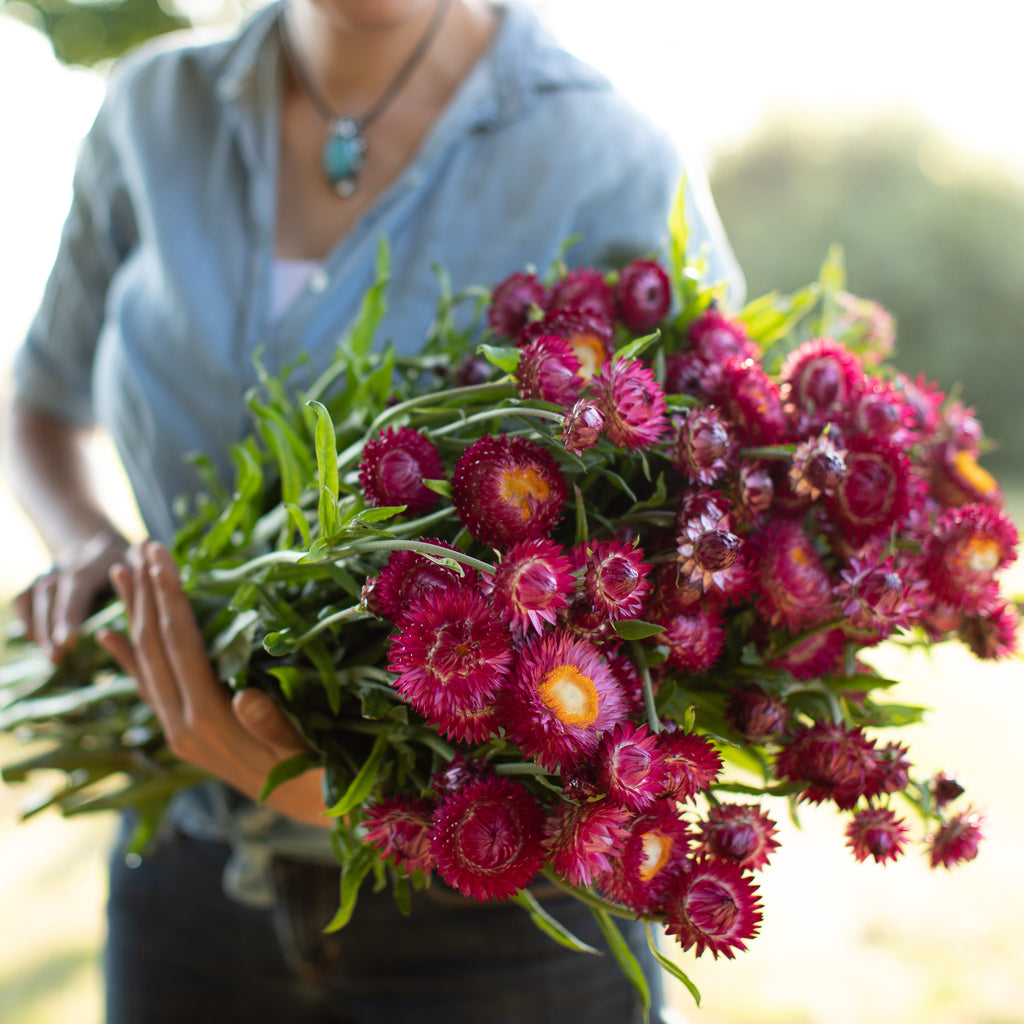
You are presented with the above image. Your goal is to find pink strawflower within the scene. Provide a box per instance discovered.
[430,775,546,901]
[657,727,724,801]
[780,337,866,435]
[725,687,789,743]
[659,603,726,674]
[768,627,846,681]
[615,259,672,333]
[575,538,652,622]
[386,587,513,721]
[922,503,1018,608]
[544,797,631,888]
[372,541,479,624]
[851,377,916,446]
[488,271,548,339]
[550,267,617,321]
[676,504,751,600]
[788,434,847,501]
[694,804,780,872]
[605,648,647,717]
[663,858,763,960]
[928,444,1003,508]
[751,519,835,633]
[596,722,669,812]
[686,305,760,363]
[451,434,567,550]
[522,310,613,380]
[515,334,584,406]
[362,796,437,874]
[834,554,915,637]
[358,427,445,515]
[775,721,887,810]
[928,807,985,869]
[561,398,605,455]
[603,801,692,913]
[502,629,629,772]
[488,538,576,635]
[845,806,909,865]
[588,357,669,450]
[716,355,787,445]
[675,407,736,485]
[958,594,1019,659]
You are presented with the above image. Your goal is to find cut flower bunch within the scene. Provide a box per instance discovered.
[2,190,1018,1009]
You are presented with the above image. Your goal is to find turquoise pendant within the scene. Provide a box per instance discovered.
[322,118,365,198]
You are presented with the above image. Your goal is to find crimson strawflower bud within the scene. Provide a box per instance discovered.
[695,804,780,871]
[358,426,444,515]
[789,436,847,500]
[488,271,547,339]
[928,807,985,869]
[725,687,788,743]
[931,771,966,808]
[615,258,672,333]
[845,806,909,864]
[562,399,604,455]
[550,268,616,320]
[675,407,735,485]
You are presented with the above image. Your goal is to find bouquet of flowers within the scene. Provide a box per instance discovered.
[2,190,1018,1009]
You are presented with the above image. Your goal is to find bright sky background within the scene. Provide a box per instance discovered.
[2,0,1024,582]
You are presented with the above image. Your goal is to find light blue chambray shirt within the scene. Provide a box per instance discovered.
[15,1,743,546]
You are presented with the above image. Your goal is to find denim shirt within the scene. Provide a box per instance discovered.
[15,0,742,545]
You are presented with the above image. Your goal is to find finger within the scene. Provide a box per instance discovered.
[31,572,59,660]
[232,690,309,758]
[96,627,141,681]
[51,575,87,657]
[129,545,181,717]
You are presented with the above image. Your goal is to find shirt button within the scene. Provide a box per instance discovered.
[308,269,330,294]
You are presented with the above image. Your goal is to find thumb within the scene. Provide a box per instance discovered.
[232,689,308,757]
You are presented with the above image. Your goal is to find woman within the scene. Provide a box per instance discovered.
[7,1,742,1020]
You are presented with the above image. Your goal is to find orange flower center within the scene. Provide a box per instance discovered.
[959,535,1002,573]
[498,466,551,520]
[639,829,673,881]
[952,450,998,498]
[569,332,607,380]
[539,664,600,726]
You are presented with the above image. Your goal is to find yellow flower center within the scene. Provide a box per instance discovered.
[960,535,1002,573]
[953,450,998,497]
[639,830,673,882]
[498,467,551,521]
[538,664,600,726]
[569,333,607,380]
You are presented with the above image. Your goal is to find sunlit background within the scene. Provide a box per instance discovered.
[2,1,1023,1022]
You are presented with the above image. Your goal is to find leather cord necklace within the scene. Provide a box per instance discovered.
[279,0,452,197]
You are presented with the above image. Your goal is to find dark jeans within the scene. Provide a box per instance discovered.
[105,828,664,1024]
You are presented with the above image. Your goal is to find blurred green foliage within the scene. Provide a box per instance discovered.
[710,116,1024,478]
[2,0,188,66]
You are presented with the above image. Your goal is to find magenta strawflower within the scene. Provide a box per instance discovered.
[515,334,584,406]
[659,603,726,675]
[588,357,669,450]
[716,355,787,445]
[663,858,763,959]
[695,804,780,871]
[487,270,548,339]
[603,801,692,913]
[430,775,546,901]
[451,434,567,550]
[575,538,652,622]
[928,443,1002,508]
[550,267,616,320]
[358,427,445,515]
[561,398,605,455]
[544,797,631,888]
[928,807,985,869]
[362,796,437,875]
[686,305,760,364]
[922,503,1018,607]
[780,337,867,435]
[751,519,835,633]
[428,703,502,745]
[675,406,736,485]
[596,722,668,812]
[373,541,479,624]
[676,504,751,600]
[522,309,612,380]
[834,554,914,637]
[658,728,723,801]
[488,538,576,636]
[502,629,629,772]
[775,721,887,810]
[386,587,513,721]
[845,806,909,865]
[725,687,789,743]
[615,258,672,332]
[788,434,847,501]
[605,648,647,717]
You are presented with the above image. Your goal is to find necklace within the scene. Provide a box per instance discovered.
[279,0,453,198]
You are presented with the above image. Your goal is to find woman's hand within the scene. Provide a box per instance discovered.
[14,528,128,662]
[97,541,331,829]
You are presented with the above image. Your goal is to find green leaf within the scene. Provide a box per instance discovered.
[348,239,390,359]
[573,482,589,546]
[592,907,651,1022]
[307,399,340,537]
[422,478,452,499]
[262,631,296,657]
[614,330,660,365]
[259,752,320,802]
[613,620,666,641]
[324,843,377,932]
[824,672,901,692]
[325,731,390,818]
[268,667,306,701]
[356,505,407,525]
[644,922,701,1007]
[477,343,521,374]
[512,889,600,955]
[669,176,690,291]
[285,502,312,549]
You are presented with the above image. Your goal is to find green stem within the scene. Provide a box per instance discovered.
[368,381,515,434]
[199,550,306,584]
[290,604,368,645]
[494,763,553,777]
[332,539,495,575]
[632,641,662,734]
[540,869,641,922]
[739,445,795,461]
[429,405,564,438]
